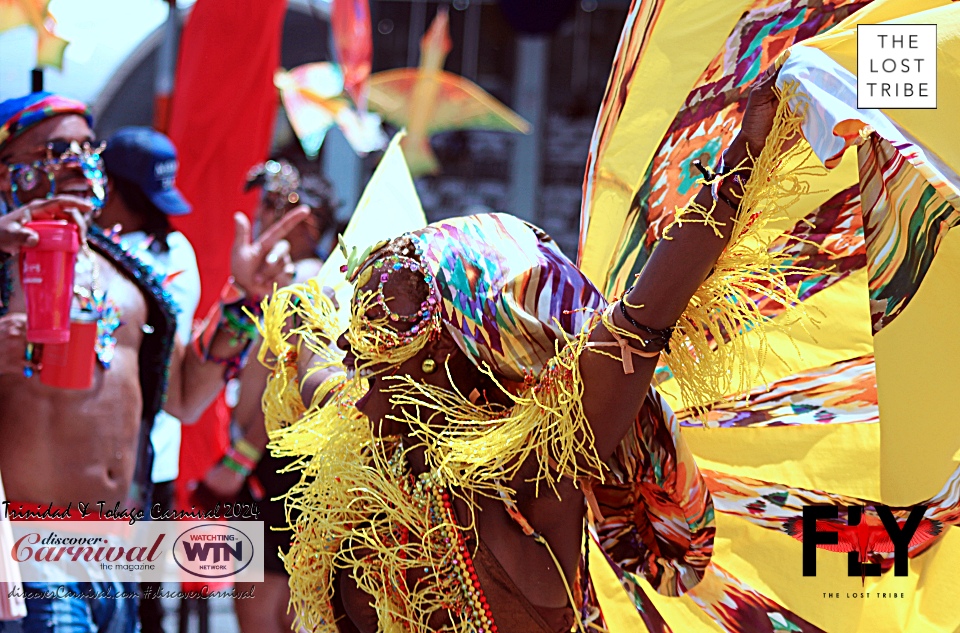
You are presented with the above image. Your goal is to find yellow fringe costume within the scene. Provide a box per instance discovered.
[258,87,817,632]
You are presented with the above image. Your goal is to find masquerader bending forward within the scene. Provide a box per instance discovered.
[262,70,786,633]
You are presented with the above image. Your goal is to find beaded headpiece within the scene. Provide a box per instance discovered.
[245,159,301,210]
[345,237,444,371]
[345,213,606,382]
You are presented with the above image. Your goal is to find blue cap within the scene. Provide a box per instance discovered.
[101,127,191,216]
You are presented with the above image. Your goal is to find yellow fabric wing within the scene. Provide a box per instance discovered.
[368,68,530,135]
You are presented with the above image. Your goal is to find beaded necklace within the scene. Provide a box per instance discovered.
[73,243,123,367]
[395,469,499,633]
[338,447,502,633]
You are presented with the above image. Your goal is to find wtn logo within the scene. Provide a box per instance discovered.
[181,539,243,564]
[783,505,942,584]
[173,524,255,579]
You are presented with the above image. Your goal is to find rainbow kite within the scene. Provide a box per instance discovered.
[368,8,530,176]
[275,61,387,158]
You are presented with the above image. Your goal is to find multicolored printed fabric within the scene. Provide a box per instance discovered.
[587,389,715,601]
[678,355,878,429]
[579,0,960,631]
[410,213,606,383]
[0,92,92,150]
[859,135,960,333]
[407,212,719,600]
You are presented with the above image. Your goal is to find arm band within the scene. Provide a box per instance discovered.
[194,279,263,381]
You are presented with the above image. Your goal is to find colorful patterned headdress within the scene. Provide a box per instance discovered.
[0,92,93,150]
[347,213,605,382]
[403,213,606,382]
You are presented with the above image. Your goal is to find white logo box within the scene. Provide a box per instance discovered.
[3,521,266,583]
[857,23,937,109]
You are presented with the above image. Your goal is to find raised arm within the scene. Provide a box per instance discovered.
[199,337,272,500]
[163,208,307,422]
[580,68,782,460]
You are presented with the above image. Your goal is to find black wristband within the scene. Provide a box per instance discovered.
[618,292,676,354]
[693,160,739,210]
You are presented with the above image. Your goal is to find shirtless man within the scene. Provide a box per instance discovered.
[0,93,305,632]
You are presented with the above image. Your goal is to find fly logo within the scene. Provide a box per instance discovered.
[784,505,942,584]
[173,524,254,579]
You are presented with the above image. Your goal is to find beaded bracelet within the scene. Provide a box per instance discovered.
[222,446,257,477]
[618,290,676,354]
[221,299,261,346]
[199,296,263,381]
[692,157,746,211]
[220,437,262,477]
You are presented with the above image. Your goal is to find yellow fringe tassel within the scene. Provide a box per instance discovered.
[258,279,346,432]
[657,81,827,416]
[385,324,605,499]
[260,284,603,631]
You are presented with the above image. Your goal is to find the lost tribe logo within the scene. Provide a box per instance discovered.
[857,24,937,109]
[784,505,943,584]
[173,524,254,579]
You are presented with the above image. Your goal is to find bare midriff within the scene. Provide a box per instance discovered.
[0,250,147,507]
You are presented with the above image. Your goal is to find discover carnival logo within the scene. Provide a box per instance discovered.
[2,520,265,583]
[12,532,165,567]
[173,524,255,579]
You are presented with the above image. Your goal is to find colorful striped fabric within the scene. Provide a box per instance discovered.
[0,92,91,149]
[580,0,960,631]
[410,213,606,383]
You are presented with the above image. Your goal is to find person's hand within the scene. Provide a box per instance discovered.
[0,314,30,377]
[230,206,309,299]
[737,65,782,156]
[200,461,247,501]
[0,196,91,256]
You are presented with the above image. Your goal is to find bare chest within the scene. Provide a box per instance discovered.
[8,250,148,351]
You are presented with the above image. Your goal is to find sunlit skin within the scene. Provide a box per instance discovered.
[294,70,784,632]
[0,114,306,509]
[0,115,149,506]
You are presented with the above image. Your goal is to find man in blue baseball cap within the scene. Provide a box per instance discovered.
[100,126,191,231]
[99,127,200,633]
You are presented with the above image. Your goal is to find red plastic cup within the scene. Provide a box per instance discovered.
[19,220,80,344]
[39,309,99,390]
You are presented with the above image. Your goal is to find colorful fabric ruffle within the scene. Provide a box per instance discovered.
[579,1,960,631]
[0,92,92,150]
